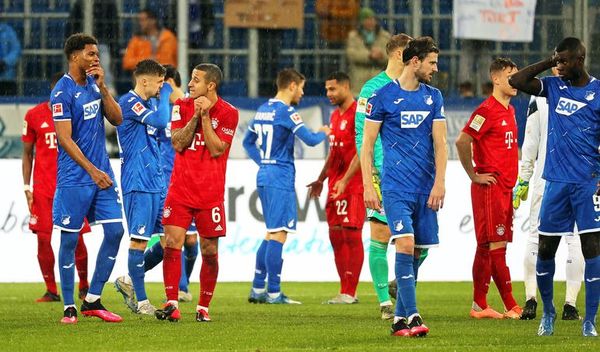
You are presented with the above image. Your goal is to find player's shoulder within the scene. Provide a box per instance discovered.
[217,97,238,114]
[50,75,74,99]
[25,101,50,121]
[118,90,139,106]
[421,83,443,97]
[175,97,193,106]
[360,73,387,96]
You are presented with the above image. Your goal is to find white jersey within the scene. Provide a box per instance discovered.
[520,96,548,195]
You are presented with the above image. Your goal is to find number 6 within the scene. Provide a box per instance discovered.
[212,207,221,223]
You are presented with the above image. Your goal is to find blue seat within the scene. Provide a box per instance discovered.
[47,19,66,49]
[220,80,247,97]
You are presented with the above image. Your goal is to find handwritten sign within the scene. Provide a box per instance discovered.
[224,0,304,29]
[453,0,537,42]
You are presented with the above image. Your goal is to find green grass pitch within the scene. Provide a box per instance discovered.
[0,282,596,351]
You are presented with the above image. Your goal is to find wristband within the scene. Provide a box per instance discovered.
[24,184,31,192]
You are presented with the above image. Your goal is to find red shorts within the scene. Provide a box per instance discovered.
[162,196,226,238]
[30,193,91,234]
[325,193,366,229]
[471,183,513,245]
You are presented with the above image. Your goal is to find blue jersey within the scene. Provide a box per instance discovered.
[50,74,114,187]
[244,99,326,190]
[539,76,600,184]
[156,119,175,183]
[365,80,445,195]
[117,90,167,194]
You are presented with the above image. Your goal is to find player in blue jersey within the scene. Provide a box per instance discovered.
[114,59,168,315]
[50,33,124,324]
[244,68,330,304]
[361,37,447,337]
[509,37,600,337]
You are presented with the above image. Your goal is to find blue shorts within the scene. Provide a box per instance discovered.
[53,184,122,232]
[382,190,439,248]
[539,181,600,236]
[257,186,297,233]
[124,191,165,240]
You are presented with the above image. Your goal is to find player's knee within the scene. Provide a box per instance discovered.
[580,232,600,259]
[184,235,198,247]
[129,238,147,251]
[59,231,79,251]
[102,222,124,238]
[537,235,561,260]
[200,238,218,256]
[370,221,390,243]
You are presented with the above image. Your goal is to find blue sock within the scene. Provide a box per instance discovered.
[394,277,406,318]
[58,231,79,305]
[584,256,600,323]
[179,242,198,291]
[128,248,147,301]
[266,240,283,294]
[395,252,417,317]
[144,242,163,272]
[413,255,421,283]
[89,222,124,296]
[253,240,269,289]
[536,258,556,316]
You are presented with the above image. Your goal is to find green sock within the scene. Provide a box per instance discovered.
[369,239,390,304]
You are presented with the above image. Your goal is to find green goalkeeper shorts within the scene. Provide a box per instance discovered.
[367,173,387,224]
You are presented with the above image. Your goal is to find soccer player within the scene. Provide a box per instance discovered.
[114,59,169,315]
[155,63,239,322]
[22,72,90,303]
[455,58,522,320]
[361,37,447,337]
[354,33,418,320]
[51,33,124,324]
[307,71,364,304]
[513,67,584,321]
[244,68,329,304]
[509,37,600,337]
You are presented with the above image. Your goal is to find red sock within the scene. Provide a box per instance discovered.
[472,245,491,309]
[75,233,89,289]
[163,247,182,302]
[329,227,347,293]
[198,253,219,308]
[490,247,518,310]
[36,232,57,294]
[343,227,364,297]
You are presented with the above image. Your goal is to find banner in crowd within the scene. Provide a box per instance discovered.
[453,0,537,42]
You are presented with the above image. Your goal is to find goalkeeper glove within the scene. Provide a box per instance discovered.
[512,177,529,209]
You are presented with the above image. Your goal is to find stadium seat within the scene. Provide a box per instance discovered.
[46,19,66,49]
[220,80,247,97]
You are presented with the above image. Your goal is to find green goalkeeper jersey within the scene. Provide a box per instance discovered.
[354,71,391,173]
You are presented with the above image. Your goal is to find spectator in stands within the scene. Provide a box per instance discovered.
[458,40,495,97]
[481,81,493,97]
[122,8,177,72]
[345,7,390,96]
[165,0,215,48]
[0,22,22,95]
[459,81,475,98]
[65,0,119,94]
[316,0,360,47]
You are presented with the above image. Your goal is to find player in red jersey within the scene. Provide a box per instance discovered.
[308,71,365,304]
[155,63,239,323]
[21,72,91,303]
[456,58,522,320]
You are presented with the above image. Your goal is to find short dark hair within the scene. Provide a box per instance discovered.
[194,63,223,88]
[402,36,439,63]
[276,68,305,90]
[489,57,517,75]
[50,72,64,89]
[134,59,166,77]
[141,8,158,20]
[386,33,412,55]
[555,37,586,57]
[164,65,181,87]
[64,33,98,59]
[325,71,350,84]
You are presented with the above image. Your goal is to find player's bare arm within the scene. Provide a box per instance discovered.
[331,154,360,199]
[307,154,331,198]
[196,96,230,157]
[21,141,34,212]
[455,132,497,185]
[360,120,381,210]
[87,64,122,126]
[508,56,556,96]
[428,121,447,211]
[171,114,200,153]
[54,120,113,189]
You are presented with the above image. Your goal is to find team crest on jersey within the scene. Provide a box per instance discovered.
[171,105,181,121]
[163,206,172,218]
[424,95,433,105]
[132,102,147,116]
[469,114,486,132]
[290,112,302,125]
[83,99,101,120]
[340,119,347,130]
[61,215,71,225]
[496,224,505,236]
[357,97,368,113]
[29,215,38,226]
[52,103,63,117]
[394,220,404,232]
[288,219,295,228]
[555,97,587,116]
[400,111,430,128]
[22,120,28,135]
[211,118,219,129]
[137,225,146,235]
[365,103,373,116]
[585,91,596,101]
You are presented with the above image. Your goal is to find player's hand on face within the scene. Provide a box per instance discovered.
[364,184,381,211]
[319,125,331,135]
[331,179,347,199]
[472,172,497,185]
[24,190,33,213]
[427,183,445,211]
[306,180,323,198]
[86,64,105,86]
[90,168,113,189]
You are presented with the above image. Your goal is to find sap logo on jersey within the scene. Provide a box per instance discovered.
[400,111,430,128]
[83,99,101,120]
[555,97,586,116]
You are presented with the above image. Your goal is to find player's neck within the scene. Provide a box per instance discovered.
[68,66,87,86]
[274,92,292,106]
[492,90,511,109]
[133,86,149,101]
[397,71,420,91]
[571,71,591,87]
[337,97,354,114]
[385,61,403,79]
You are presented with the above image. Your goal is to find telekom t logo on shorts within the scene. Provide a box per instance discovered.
[505,131,514,149]
[45,132,57,149]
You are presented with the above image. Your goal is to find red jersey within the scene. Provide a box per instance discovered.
[327,101,363,195]
[21,101,58,198]
[169,97,239,209]
[462,96,518,190]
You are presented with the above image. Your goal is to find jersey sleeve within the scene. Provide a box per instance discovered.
[170,100,187,130]
[127,98,169,129]
[538,76,552,98]
[354,88,371,155]
[215,107,239,145]
[21,109,36,143]
[432,89,446,121]
[364,91,385,123]
[50,87,73,121]
[282,106,305,133]
[462,107,492,140]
